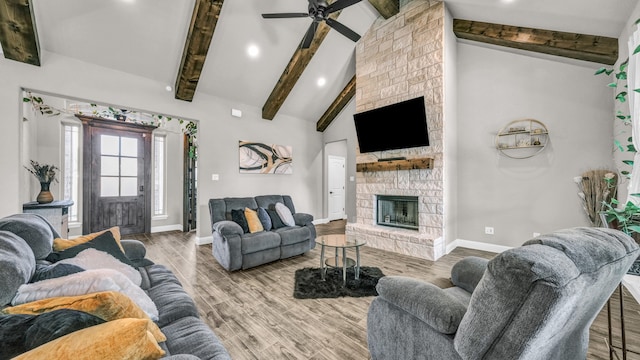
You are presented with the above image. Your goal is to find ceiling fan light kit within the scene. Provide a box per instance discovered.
[262,0,363,48]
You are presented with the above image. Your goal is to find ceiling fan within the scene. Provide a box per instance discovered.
[262,0,363,49]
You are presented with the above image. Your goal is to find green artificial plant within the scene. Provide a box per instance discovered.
[597,18,640,236]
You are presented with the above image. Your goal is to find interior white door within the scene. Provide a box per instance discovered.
[328,155,346,221]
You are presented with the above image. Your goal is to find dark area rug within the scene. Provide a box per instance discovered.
[293,266,385,299]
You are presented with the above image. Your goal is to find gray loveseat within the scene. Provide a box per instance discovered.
[367,227,640,360]
[209,195,316,271]
[0,213,231,360]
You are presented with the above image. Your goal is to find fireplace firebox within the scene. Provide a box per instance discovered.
[376,195,418,230]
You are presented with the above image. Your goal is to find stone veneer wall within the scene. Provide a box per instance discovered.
[346,0,445,261]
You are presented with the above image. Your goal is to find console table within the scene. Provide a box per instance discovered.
[23,200,74,237]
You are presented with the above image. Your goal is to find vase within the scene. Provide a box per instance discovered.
[36,182,53,204]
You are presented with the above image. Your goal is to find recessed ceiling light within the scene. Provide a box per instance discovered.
[165,85,172,92]
[121,0,135,3]
[247,44,260,58]
[317,77,327,87]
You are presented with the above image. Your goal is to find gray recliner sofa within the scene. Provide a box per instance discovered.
[208,195,316,271]
[367,227,640,360]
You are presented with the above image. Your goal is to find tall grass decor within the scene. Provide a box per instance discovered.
[575,170,617,227]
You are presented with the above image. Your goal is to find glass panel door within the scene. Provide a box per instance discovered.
[100,134,138,197]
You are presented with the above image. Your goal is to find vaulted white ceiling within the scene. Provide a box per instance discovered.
[27,0,637,122]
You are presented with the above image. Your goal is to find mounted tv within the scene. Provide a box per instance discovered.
[353,96,429,153]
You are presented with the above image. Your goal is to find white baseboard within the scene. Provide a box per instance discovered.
[447,239,513,254]
[195,235,213,245]
[151,224,183,233]
[314,215,348,225]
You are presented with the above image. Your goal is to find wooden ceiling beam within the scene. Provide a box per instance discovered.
[316,75,355,132]
[0,0,40,66]
[262,11,343,120]
[175,0,224,102]
[367,0,399,19]
[453,19,618,65]
[263,1,398,120]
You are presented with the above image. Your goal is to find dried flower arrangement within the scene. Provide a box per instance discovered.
[574,169,617,227]
[24,160,58,184]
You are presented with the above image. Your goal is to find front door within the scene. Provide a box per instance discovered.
[79,116,154,235]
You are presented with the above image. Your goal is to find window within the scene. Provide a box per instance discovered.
[153,134,166,216]
[99,135,138,197]
[63,124,80,222]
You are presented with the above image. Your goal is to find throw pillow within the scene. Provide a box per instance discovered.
[2,291,165,342]
[0,313,34,359]
[0,309,106,359]
[0,231,36,306]
[266,209,286,229]
[275,202,296,227]
[13,318,165,360]
[53,226,123,252]
[58,248,142,286]
[231,209,249,233]
[30,263,84,283]
[10,269,159,321]
[244,208,264,233]
[25,309,106,350]
[46,231,134,267]
[257,207,272,231]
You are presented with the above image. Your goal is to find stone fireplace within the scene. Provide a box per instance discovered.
[346,0,446,261]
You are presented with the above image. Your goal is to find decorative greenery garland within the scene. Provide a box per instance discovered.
[596,18,640,235]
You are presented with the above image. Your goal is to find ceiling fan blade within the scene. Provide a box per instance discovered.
[262,13,309,19]
[325,0,362,14]
[301,21,319,48]
[324,18,361,42]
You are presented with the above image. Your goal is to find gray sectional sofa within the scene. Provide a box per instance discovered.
[209,195,316,271]
[0,213,231,359]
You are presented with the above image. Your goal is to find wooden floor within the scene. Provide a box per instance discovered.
[130,220,640,360]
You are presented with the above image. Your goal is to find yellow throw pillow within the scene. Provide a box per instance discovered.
[2,291,165,342]
[13,318,165,360]
[53,226,123,252]
[244,208,264,233]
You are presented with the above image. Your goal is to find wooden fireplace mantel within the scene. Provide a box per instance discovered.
[356,157,434,172]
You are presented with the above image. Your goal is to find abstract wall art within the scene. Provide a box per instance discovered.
[239,141,293,174]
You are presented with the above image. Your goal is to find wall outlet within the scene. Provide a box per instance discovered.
[533,232,540,237]
[211,174,219,181]
[485,227,494,235]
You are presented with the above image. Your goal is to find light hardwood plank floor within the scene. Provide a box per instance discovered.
[130,221,640,359]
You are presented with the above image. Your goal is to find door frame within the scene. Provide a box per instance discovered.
[78,115,155,234]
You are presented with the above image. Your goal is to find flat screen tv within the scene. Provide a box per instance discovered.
[353,96,429,153]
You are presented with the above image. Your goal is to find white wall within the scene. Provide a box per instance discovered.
[0,50,323,240]
[322,99,358,222]
[456,43,614,248]
[443,5,458,246]
[196,97,324,239]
